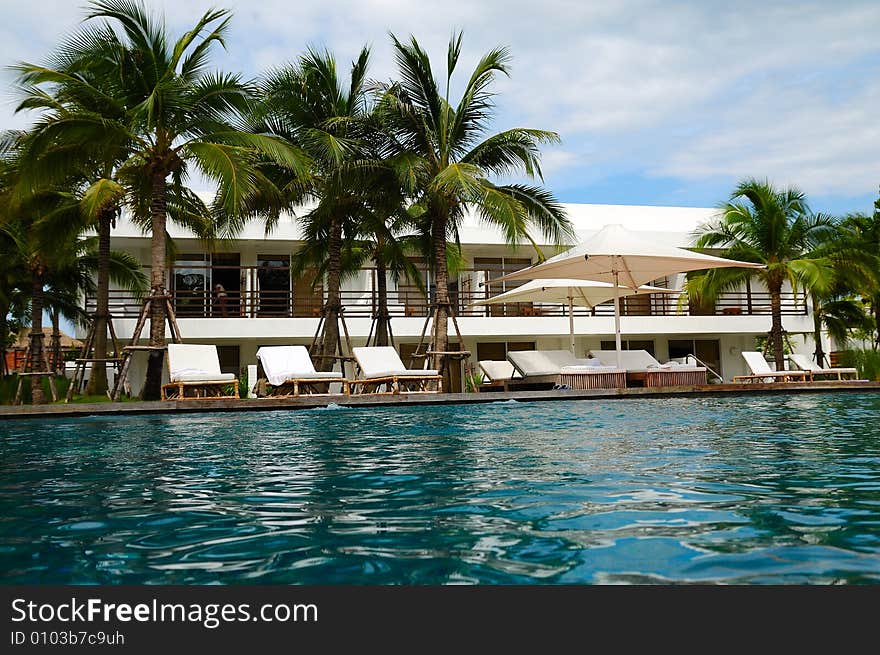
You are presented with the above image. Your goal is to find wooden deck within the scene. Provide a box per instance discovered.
[1,380,879,421]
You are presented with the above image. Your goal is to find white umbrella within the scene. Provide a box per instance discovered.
[495,224,765,368]
[471,278,679,354]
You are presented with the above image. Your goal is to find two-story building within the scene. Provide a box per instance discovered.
[87,202,818,394]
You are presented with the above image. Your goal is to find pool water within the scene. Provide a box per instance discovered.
[2,392,879,584]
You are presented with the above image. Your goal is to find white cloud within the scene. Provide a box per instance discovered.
[660,81,880,196]
[0,0,877,205]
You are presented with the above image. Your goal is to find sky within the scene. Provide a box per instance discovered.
[1,0,878,219]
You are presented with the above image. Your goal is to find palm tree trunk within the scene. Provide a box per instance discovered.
[0,303,9,377]
[431,211,449,370]
[874,295,880,350]
[50,309,62,374]
[811,293,826,367]
[87,208,113,395]
[29,272,46,405]
[142,170,167,401]
[769,281,785,370]
[318,215,342,372]
[375,255,390,347]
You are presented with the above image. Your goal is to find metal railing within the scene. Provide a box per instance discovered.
[86,264,809,319]
[681,354,724,383]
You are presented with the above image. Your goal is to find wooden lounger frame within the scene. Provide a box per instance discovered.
[732,370,809,383]
[257,378,351,397]
[161,378,240,401]
[800,369,859,382]
[349,374,443,395]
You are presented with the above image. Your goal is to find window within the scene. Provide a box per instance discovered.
[474,257,532,317]
[476,341,535,361]
[397,257,429,316]
[292,268,323,318]
[216,345,240,376]
[173,253,208,317]
[668,339,721,376]
[257,255,291,317]
[211,253,240,317]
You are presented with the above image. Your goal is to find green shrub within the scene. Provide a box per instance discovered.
[837,349,880,381]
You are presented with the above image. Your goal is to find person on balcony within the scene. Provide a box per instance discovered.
[214,284,229,317]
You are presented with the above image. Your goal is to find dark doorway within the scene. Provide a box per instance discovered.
[212,253,240,317]
[257,255,291,317]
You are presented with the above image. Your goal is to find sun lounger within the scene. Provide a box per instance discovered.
[507,350,625,389]
[478,360,519,390]
[588,349,707,386]
[788,353,859,381]
[161,343,239,400]
[351,346,442,394]
[255,345,349,396]
[733,351,809,383]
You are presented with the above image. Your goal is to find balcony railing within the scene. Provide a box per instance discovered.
[87,264,808,319]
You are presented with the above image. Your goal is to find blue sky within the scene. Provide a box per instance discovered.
[1,0,878,217]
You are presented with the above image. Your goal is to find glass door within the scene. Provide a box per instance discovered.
[173,253,208,317]
[256,255,291,317]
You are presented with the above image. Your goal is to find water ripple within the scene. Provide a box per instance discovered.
[1,392,879,584]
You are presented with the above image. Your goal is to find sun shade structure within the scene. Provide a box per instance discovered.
[495,224,765,368]
[472,278,678,354]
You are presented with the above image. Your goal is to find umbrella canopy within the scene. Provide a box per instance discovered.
[472,278,678,353]
[495,224,765,367]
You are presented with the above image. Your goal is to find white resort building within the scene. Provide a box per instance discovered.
[87,202,820,394]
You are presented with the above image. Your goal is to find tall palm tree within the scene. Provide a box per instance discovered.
[0,211,28,377]
[255,47,371,371]
[45,231,148,379]
[0,178,81,403]
[375,32,573,368]
[838,200,880,348]
[690,179,836,370]
[356,204,425,347]
[802,213,877,364]
[14,0,308,399]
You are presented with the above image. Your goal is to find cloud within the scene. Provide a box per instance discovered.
[657,81,880,197]
[0,0,877,209]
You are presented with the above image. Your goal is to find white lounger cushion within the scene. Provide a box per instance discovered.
[353,346,438,378]
[167,344,235,383]
[589,349,705,371]
[256,345,342,386]
[478,360,517,382]
[507,350,597,377]
[560,365,621,373]
[788,353,857,374]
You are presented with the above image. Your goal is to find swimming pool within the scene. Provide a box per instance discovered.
[2,392,879,584]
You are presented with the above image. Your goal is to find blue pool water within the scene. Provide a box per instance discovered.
[2,392,879,584]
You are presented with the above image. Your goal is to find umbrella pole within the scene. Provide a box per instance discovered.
[613,269,622,369]
[568,294,575,355]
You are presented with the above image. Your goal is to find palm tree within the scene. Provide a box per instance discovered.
[255,47,371,371]
[14,0,308,399]
[802,213,877,364]
[838,200,880,348]
[0,178,81,403]
[690,179,836,370]
[375,32,573,369]
[357,205,425,348]
[0,214,28,377]
[44,232,148,381]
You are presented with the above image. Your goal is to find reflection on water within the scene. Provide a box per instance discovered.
[1,392,879,584]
